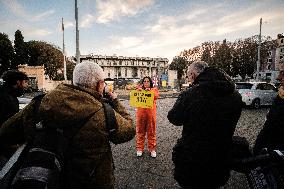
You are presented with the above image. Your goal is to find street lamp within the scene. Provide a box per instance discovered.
[256,18,262,81]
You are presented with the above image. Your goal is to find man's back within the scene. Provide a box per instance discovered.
[168,67,242,188]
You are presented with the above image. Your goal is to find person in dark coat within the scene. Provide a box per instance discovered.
[0,70,29,126]
[167,61,242,189]
[254,63,284,154]
[0,61,135,189]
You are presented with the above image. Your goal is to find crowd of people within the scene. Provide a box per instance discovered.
[0,60,283,189]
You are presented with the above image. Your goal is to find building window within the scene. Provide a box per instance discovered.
[108,72,110,77]
[118,68,121,77]
[125,68,127,77]
[132,67,138,78]
[119,60,122,65]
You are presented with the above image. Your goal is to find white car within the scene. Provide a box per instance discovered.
[235,82,278,109]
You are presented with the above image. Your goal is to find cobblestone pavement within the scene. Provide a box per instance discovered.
[112,98,270,189]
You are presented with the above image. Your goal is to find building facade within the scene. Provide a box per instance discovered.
[260,34,284,83]
[80,54,169,85]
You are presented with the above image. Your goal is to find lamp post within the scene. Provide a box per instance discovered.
[62,18,67,80]
[256,18,262,81]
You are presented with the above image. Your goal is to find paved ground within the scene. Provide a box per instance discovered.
[112,98,269,189]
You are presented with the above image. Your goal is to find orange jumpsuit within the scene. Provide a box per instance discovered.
[136,87,159,152]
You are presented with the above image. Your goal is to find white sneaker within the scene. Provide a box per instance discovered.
[137,151,143,157]
[150,151,157,158]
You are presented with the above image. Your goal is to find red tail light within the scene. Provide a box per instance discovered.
[244,92,252,97]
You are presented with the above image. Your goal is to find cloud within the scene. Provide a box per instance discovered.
[2,0,55,22]
[32,10,55,21]
[214,5,284,36]
[96,0,155,23]
[64,21,74,29]
[107,2,284,59]
[81,14,96,28]
[23,28,53,37]
[111,36,144,48]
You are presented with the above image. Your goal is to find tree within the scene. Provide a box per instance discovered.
[66,59,75,80]
[0,33,14,75]
[13,30,28,69]
[231,37,258,79]
[26,41,64,80]
[212,39,233,75]
[201,47,212,64]
[169,56,188,89]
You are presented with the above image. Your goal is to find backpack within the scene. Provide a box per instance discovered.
[1,94,118,189]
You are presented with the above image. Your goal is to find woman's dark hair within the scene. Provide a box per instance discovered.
[1,70,29,86]
[141,76,153,89]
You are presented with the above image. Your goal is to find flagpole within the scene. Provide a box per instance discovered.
[62,17,67,80]
[75,0,80,64]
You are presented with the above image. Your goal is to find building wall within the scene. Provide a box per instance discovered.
[18,64,71,92]
[18,64,45,90]
[80,54,169,81]
[168,70,177,88]
[260,34,284,83]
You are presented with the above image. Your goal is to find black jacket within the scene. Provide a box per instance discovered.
[0,85,20,126]
[254,95,284,154]
[167,67,242,188]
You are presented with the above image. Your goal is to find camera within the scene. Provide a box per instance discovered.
[103,85,112,103]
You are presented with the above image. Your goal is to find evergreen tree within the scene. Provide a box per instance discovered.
[0,33,14,75]
[13,30,28,69]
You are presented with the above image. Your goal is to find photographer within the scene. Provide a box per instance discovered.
[0,61,135,189]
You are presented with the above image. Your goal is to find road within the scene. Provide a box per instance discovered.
[112,98,269,189]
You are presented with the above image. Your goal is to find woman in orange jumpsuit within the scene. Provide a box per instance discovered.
[136,76,159,158]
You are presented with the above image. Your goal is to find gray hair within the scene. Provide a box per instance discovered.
[190,60,208,74]
[73,61,105,88]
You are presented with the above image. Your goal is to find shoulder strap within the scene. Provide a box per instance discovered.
[102,102,118,138]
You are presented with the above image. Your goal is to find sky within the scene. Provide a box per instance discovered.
[1,0,284,62]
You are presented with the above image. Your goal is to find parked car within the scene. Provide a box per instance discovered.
[235,82,278,109]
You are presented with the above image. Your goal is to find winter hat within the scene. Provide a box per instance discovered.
[73,61,105,88]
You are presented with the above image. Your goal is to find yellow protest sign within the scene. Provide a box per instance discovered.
[130,90,154,109]
[162,80,167,87]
